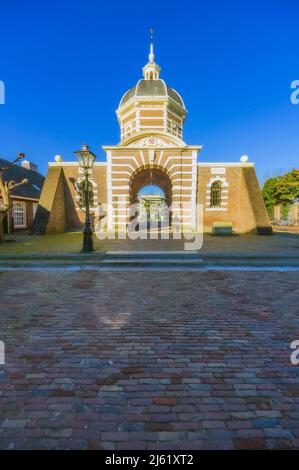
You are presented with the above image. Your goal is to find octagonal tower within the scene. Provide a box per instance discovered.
[116,36,187,146]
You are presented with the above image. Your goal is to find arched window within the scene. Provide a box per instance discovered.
[210,181,222,208]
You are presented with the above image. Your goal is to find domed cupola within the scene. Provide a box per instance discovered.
[116,30,187,146]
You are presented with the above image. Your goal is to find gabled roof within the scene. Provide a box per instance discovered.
[0,158,45,200]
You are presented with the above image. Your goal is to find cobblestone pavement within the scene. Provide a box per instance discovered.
[0,270,299,450]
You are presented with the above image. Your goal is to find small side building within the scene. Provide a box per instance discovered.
[0,158,45,234]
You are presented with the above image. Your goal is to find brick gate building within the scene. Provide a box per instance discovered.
[33,38,271,236]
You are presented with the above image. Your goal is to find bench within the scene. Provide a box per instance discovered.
[212,221,233,235]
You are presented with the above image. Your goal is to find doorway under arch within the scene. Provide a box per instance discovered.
[129,167,173,229]
[138,185,167,223]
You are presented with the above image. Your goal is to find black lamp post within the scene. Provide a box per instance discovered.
[74,144,97,252]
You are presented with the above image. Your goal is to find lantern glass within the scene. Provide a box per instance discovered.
[76,152,95,170]
[75,145,96,170]
[85,152,95,169]
[77,154,85,169]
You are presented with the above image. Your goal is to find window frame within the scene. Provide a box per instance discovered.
[13,201,27,228]
[210,180,223,208]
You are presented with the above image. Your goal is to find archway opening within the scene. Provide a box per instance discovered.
[129,167,172,230]
[138,185,167,223]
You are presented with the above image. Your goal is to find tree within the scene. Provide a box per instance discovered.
[262,168,299,217]
[0,154,28,243]
[285,169,299,194]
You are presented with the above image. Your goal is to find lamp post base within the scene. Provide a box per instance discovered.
[82,224,94,253]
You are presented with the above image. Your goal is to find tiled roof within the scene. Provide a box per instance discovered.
[0,158,45,200]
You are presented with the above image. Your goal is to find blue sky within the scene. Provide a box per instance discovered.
[139,185,164,197]
[0,0,298,184]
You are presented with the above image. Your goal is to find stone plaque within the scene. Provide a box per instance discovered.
[211,167,226,175]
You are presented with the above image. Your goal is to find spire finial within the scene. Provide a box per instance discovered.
[149,28,155,63]
[143,28,160,79]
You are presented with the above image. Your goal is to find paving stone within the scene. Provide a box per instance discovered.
[265,438,293,449]
[153,397,177,406]
[1,420,28,429]
[235,439,266,450]
[203,440,235,450]
[158,432,180,441]
[264,428,294,439]
[227,420,252,430]
[253,418,280,428]
[236,429,264,439]
[202,420,227,429]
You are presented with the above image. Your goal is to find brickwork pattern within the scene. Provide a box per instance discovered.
[0,270,299,449]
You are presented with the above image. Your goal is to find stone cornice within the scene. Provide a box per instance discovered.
[197,162,255,167]
[102,145,202,151]
[48,162,107,167]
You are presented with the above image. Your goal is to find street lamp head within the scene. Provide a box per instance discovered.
[74,144,97,170]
